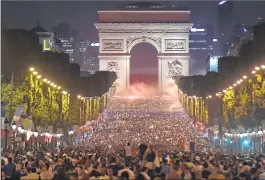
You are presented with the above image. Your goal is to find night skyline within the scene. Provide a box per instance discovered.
[2,1,265,41]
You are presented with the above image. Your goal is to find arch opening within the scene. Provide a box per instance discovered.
[130,42,158,88]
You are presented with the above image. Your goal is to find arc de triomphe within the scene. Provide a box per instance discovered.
[95,7,193,90]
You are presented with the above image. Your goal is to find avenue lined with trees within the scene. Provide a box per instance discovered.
[177,22,265,136]
[1,28,117,148]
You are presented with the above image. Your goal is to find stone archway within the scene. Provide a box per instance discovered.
[95,8,193,91]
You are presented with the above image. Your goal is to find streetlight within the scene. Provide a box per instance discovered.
[4,118,9,151]
[45,132,51,149]
[33,131,38,148]
[11,121,17,152]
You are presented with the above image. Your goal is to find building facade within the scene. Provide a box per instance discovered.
[52,22,78,63]
[189,25,217,75]
[206,55,220,73]
[31,23,61,53]
[79,40,99,75]
[95,4,192,90]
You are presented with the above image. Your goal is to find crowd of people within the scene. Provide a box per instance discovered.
[83,96,209,153]
[3,143,265,180]
[3,91,265,180]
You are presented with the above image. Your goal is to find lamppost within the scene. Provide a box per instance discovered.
[4,118,9,151]
[46,132,51,149]
[33,131,38,149]
[69,130,74,146]
[11,121,17,152]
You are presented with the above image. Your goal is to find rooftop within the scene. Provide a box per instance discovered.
[100,2,190,11]
[31,21,47,33]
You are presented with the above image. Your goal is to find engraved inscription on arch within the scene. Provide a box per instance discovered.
[102,39,123,51]
[165,39,186,51]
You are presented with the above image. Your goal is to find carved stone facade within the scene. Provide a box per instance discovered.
[96,15,192,90]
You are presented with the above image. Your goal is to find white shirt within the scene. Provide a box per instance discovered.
[124,146,132,156]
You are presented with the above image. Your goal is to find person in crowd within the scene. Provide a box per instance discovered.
[160,159,170,176]
[143,145,156,170]
[1,159,6,180]
[124,143,132,166]
[118,162,135,180]
[21,167,39,180]
[11,162,22,180]
[4,157,16,180]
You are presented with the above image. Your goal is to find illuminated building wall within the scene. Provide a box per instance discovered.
[206,56,220,73]
[59,37,75,62]
[79,41,99,75]
[189,25,217,75]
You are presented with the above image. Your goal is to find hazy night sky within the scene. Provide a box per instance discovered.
[2,1,265,40]
[2,1,265,75]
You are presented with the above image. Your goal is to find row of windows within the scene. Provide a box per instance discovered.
[189,40,207,43]
[190,47,213,50]
[63,44,72,47]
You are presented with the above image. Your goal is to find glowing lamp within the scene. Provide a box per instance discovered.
[237,81,241,84]
[53,84,57,88]
[29,67,35,72]
[81,97,85,100]
[62,91,67,94]
[229,86,233,89]
[57,86,61,89]
[33,132,38,137]
[252,70,256,74]
[255,66,260,70]
[77,95,82,99]
[243,76,247,79]
[43,78,47,82]
[243,139,250,145]
[11,121,17,130]
[216,93,219,96]
[47,81,51,84]
[33,71,38,75]
[261,65,265,69]
[208,95,212,98]
[223,90,227,93]
[50,82,54,86]
[233,84,237,87]
[37,75,41,79]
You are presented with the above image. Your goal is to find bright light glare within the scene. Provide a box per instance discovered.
[169,78,175,84]
[33,71,38,75]
[62,91,67,94]
[29,68,35,72]
[244,139,250,145]
[255,66,260,70]
[261,65,265,69]
[77,95,82,99]
[43,78,47,82]
[37,75,41,79]
[47,81,51,84]
[218,1,227,5]
[243,76,247,79]
[129,96,134,100]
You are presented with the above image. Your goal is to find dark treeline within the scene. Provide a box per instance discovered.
[1,28,117,97]
[177,22,265,97]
